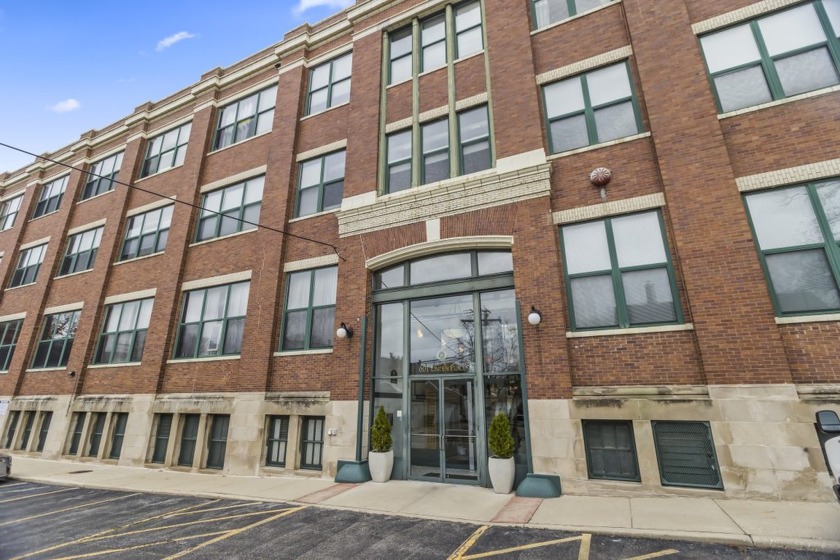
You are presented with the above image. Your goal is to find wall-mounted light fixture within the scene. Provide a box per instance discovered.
[336,322,354,339]
[68,370,77,377]
[527,306,542,326]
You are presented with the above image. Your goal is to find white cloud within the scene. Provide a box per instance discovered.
[46,99,81,113]
[294,0,353,15]
[156,31,196,52]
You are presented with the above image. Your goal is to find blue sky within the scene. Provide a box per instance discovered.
[0,0,353,173]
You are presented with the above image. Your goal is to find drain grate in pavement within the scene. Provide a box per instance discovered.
[66,470,94,474]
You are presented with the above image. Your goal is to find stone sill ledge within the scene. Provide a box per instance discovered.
[573,385,709,400]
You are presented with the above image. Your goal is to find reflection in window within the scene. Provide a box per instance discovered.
[745,181,840,315]
[280,266,337,351]
[410,294,475,374]
[174,282,250,358]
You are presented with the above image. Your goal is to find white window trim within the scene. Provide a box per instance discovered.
[189,227,257,248]
[566,323,694,338]
[126,196,177,217]
[20,236,50,251]
[181,270,252,291]
[284,254,340,273]
[775,313,840,325]
[736,157,840,193]
[104,288,157,306]
[531,0,622,36]
[113,251,165,266]
[296,140,348,162]
[167,355,241,364]
[0,312,26,322]
[67,218,106,237]
[535,46,633,85]
[553,192,665,224]
[199,166,267,193]
[274,349,334,357]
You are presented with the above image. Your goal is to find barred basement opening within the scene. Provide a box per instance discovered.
[582,420,640,482]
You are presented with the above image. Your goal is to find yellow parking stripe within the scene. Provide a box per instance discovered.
[47,531,230,560]
[0,493,140,527]
[463,535,588,559]
[0,487,75,504]
[161,506,305,559]
[77,507,300,542]
[162,501,263,518]
[10,499,221,560]
[448,525,490,560]
[624,550,680,560]
[578,533,592,560]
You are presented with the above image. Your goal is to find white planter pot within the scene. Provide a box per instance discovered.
[488,456,515,494]
[368,450,394,483]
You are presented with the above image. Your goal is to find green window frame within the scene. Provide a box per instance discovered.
[699,1,840,114]
[120,205,173,261]
[265,415,289,467]
[421,14,447,73]
[59,226,103,276]
[94,298,154,365]
[196,176,263,242]
[4,411,19,448]
[67,412,85,455]
[583,420,640,482]
[174,281,250,359]
[421,118,450,184]
[280,266,337,351]
[151,413,172,464]
[213,86,277,150]
[31,310,80,369]
[18,411,35,451]
[454,1,483,58]
[88,413,107,457]
[33,175,68,218]
[10,243,47,287]
[458,105,491,176]
[177,414,199,467]
[543,61,642,154]
[0,319,23,372]
[300,416,325,470]
[109,412,128,460]
[0,194,23,231]
[388,27,413,85]
[296,150,345,218]
[560,210,682,330]
[82,152,124,200]
[206,414,229,469]
[307,53,352,116]
[36,411,52,452]
[140,122,192,177]
[387,0,483,85]
[743,180,840,316]
[386,129,413,193]
[531,0,614,30]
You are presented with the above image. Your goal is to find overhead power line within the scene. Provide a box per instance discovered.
[0,141,343,259]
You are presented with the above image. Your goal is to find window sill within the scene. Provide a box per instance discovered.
[775,313,840,325]
[274,348,333,357]
[300,101,350,122]
[29,210,61,223]
[547,132,651,160]
[207,129,272,156]
[566,323,693,338]
[189,227,257,248]
[530,1,621,36]
[135,163,186,183]
[113,251,165,266]
[5,282,37,291]
[718,84,840,119]
[54,268,94,280]
[87,362,142,369]
[25,367,68,372]
[454,49,484,66]
[167,355,241,364]
[289,208,340,223]
[77,189,115,205]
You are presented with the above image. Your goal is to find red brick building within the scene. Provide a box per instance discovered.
[1,0,839,501]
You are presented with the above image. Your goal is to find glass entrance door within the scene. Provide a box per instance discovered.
[409,378,478,483]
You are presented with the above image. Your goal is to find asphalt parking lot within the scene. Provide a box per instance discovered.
[0,480,835,559]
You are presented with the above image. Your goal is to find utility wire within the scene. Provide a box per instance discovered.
[0,141,344,260]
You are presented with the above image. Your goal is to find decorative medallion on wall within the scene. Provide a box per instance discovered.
[589,167,612,187]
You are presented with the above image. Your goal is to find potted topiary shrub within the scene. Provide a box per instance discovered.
[369,406,394,483]
[487,412,515,494]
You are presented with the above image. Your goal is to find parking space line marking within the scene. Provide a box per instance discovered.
[462,535,588,559]
[623,550,679,560]
[47,530,231,560]
[578,533,591,560]
[0,493,140,527]
[162,501,263,518]
[448,525,490,560]
[10,500,222,560]
[161,506,306,559]
[0,487,75,503]
[78,507,301,542]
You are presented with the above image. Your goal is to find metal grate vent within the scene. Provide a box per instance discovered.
[583,420,640,482]
[653,421,722,489]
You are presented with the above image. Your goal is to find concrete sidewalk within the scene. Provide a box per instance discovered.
[7,457,840,554]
